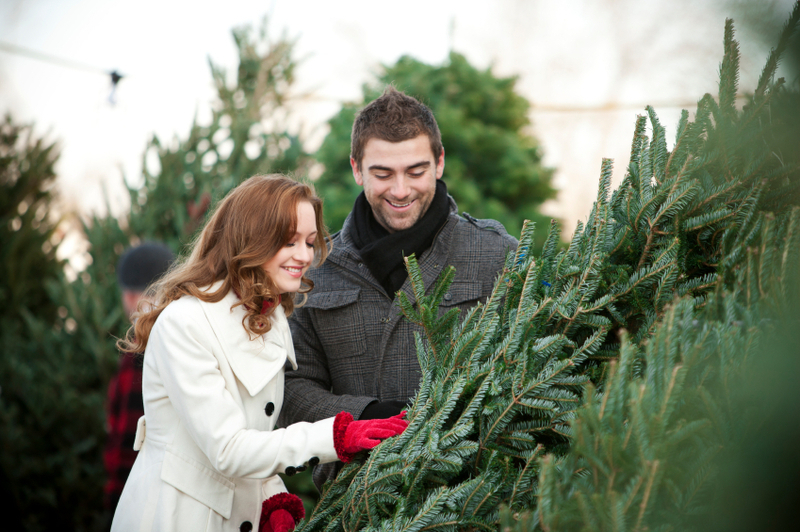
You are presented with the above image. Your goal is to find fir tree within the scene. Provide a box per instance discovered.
[524,210,800,531]
[298,5,800,530]
[0,114,61,328]
[0,114,65,529]
[126,21,311,252]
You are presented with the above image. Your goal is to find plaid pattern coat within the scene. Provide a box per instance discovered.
[280,197,518,427]
[104,352,144,511]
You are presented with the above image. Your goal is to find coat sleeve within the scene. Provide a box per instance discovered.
[278,304,377,427]
[148,301,338,479]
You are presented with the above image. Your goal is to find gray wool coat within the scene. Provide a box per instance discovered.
[279,197,518,429]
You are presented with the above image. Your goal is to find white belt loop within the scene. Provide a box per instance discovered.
[133,416,146,451]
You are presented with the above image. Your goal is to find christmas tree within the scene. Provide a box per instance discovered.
[0,114,61,328]
[298,6,800,530]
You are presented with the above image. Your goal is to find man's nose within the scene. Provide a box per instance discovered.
[391,176,410,198]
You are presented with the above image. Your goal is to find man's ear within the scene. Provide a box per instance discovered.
[435,148,445,179]
[350,157,364,186]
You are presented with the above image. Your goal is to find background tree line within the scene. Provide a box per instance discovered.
[3,4,797,529]
[0,21,554,531]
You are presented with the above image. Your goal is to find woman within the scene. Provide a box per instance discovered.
[112,175,407,532]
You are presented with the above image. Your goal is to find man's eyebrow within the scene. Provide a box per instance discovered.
[368,161,431,172]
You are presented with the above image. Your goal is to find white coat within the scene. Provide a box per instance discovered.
[111,282,338,532]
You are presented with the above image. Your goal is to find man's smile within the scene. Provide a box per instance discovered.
[387,199,414,209]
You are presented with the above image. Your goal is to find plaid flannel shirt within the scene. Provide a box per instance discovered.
[103,352,144,511]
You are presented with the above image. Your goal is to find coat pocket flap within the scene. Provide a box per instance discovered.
[161,449,235,519]
[305,288,361,310]
[439,281,484,306]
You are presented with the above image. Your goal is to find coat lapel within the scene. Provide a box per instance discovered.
[199,282,296,397]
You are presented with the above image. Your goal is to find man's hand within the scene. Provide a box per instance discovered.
[359,400,407,420]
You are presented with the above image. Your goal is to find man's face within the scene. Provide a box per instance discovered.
[351,135,444,233]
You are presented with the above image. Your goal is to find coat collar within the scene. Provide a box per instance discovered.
[198,281,297,396]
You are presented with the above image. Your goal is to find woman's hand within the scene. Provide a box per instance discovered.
[260,493,304,532]
[262,509,295,532]
[333,411,408,463]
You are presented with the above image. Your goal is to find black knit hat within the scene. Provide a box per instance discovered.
[116,242,175,291]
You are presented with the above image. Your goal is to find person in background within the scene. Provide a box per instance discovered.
[111,175,407,532]
[104,241,174,514]
[280,87,518,489]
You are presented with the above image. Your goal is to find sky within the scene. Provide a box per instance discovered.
[1,0,795,258]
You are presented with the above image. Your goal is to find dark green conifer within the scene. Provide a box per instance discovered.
[0,115,61,328]
[299,5,800,530]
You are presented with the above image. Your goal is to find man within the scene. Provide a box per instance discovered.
[279,87,517,486]
[103,242,174,515]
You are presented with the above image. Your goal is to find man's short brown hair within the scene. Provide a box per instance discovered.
[351,86,443,170]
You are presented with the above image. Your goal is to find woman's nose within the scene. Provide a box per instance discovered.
[296,244,313,264]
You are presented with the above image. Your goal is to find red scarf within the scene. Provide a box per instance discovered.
[233,288,281,315]
[260,297,280,314]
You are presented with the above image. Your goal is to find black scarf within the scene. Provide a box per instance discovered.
[348,180,451,298]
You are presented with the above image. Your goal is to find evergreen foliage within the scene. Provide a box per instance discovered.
[0,114,82,529]
[127,23,311,252]
[298,7,800,530]
[0,115,61,328]
[0,115,127,529]
[528,212,799,531]
[313,52,556,248]
[0,23,318,530]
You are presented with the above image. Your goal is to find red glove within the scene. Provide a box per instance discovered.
[263,510,295,532]
[333,411,408,463]
[259,492,304,532]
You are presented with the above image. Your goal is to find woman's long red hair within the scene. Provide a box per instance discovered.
[117,174,329,354]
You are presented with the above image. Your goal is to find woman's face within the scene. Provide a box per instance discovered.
[262,201,317,294]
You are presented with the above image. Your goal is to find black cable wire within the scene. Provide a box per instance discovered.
[0,40,124,86]
[1,40,750,113]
